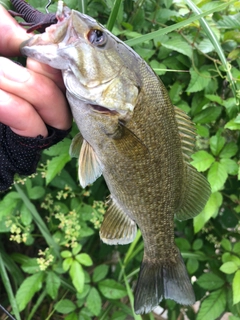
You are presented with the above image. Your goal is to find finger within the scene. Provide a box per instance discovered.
[0,5,31,56]
[0,57,72,130]
[27,58,65,92]
[0,89,48,137]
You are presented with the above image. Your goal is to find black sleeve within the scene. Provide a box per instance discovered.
[0,123,71,192]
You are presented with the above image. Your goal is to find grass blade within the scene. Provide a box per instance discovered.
[106,0,122,31]
[0,253,21,320]
[186,0,239,105]
[14,184,60,258]
[125,0,235,47]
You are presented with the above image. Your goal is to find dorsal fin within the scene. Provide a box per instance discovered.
[78,139,102,188]
[174,107,196,162]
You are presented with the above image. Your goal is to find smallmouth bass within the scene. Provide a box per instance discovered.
[21,3,211,314]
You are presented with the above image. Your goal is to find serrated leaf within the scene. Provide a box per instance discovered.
[98,279,127,299]
[220,159,238,175]
[55,299,76,314]
[187,68,211,92]
[208,162,228,192]
[218,13,240,29]
[75,253,93,267]
[46,154,71,185]
[209,135,225,156]
[220,261,238,274]
[161,33,192,58]
[93,265,109,283]
[191,151,215,172]
[70,260,85,293]
[220,142,238,159]
[86,287,102,316]
[196,289,226,320]
[233,270,240,305]
[197,272,225,290]
[46,271,61,299]
[16,272,44,311]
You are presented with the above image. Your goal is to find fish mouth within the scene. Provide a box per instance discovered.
[90,104,118,115]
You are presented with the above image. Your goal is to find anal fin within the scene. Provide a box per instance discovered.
[176,164,211,220]
[100,199,137,245]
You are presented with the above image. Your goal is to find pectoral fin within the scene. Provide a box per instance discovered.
[78,139,102,188]
[69,132,83,158]
[100,198,137,245]
[176,164,211,220]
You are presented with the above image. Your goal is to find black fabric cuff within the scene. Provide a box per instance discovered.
[0,123,71,191]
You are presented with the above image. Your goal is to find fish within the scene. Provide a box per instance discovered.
[20,2,211,314]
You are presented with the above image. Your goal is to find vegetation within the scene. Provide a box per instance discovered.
[0,0,240,319]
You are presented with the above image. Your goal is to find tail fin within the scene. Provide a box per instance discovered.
[134,248,195,314]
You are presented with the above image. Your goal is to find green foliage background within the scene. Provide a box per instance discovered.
[0,0,240,319]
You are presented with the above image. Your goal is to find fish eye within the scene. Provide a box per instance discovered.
[87,29,107,47]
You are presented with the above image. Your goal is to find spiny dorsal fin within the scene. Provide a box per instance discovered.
[100,198,137,245]
[174,107,196,162]
[176,164,211,220]
[69,132,83,158]
[78,139,102,188]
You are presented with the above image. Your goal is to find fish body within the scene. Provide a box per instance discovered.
[21,4,211,314]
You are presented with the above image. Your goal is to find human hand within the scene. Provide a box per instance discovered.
[0,5,72,138]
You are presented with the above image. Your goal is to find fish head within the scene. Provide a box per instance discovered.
[21,5,141,121]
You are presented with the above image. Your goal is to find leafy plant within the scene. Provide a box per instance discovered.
[1,0,240,319]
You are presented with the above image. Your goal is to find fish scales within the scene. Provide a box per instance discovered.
[20,3,211,314]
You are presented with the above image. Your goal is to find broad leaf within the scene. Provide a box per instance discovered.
[187,68,211,92]
[86,287,102,316]
[191,151,215,172]
[233,270,240,305]
[70,260,85,293]
[92,265,109,283]
[197,288,227,320]
[55,299,76,314]
[208,162,228,192]
[46,271,61,299]
[16,272,44,311]
[98,279,127,299]
[197,272,225,290]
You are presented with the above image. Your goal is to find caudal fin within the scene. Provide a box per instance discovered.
[134,248,195,314]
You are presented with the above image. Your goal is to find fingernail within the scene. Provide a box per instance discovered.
[0,58,31,82]
[0,89,11,102]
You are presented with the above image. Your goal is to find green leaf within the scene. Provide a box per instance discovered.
[20,203,32,226]
[208,162,228,193]
[192,107,222,124]
[21,258,40,274]
[62,257,73,272]
[187,68,211,93]
[75,253,93,267]
[225,119,240,131]
[194,192,223,233]
[65,313,78,320]
[61,250,72,259]
[233,242,240,255]
[16,272,44,311]
[46,271,61,300]
[191,151,215,172]
[221,239,232,251]
[92,265,109,283]
[28,186,45,200]
[98,279,127,299]
[161,33,192,58]
[72,244,82,255]
[209,135,225,156]
[55,299,76,314]
[46,153,71,185]
[220,261,238,274]
[197,272,225,290]
[192,239,203,251]
[233,270,240,305]
[220,159,238,175]
[219,142,238,158]
[196,288,226,320]
[187,258,199,274]
[86,287,102,316]
[70,260,85,293]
